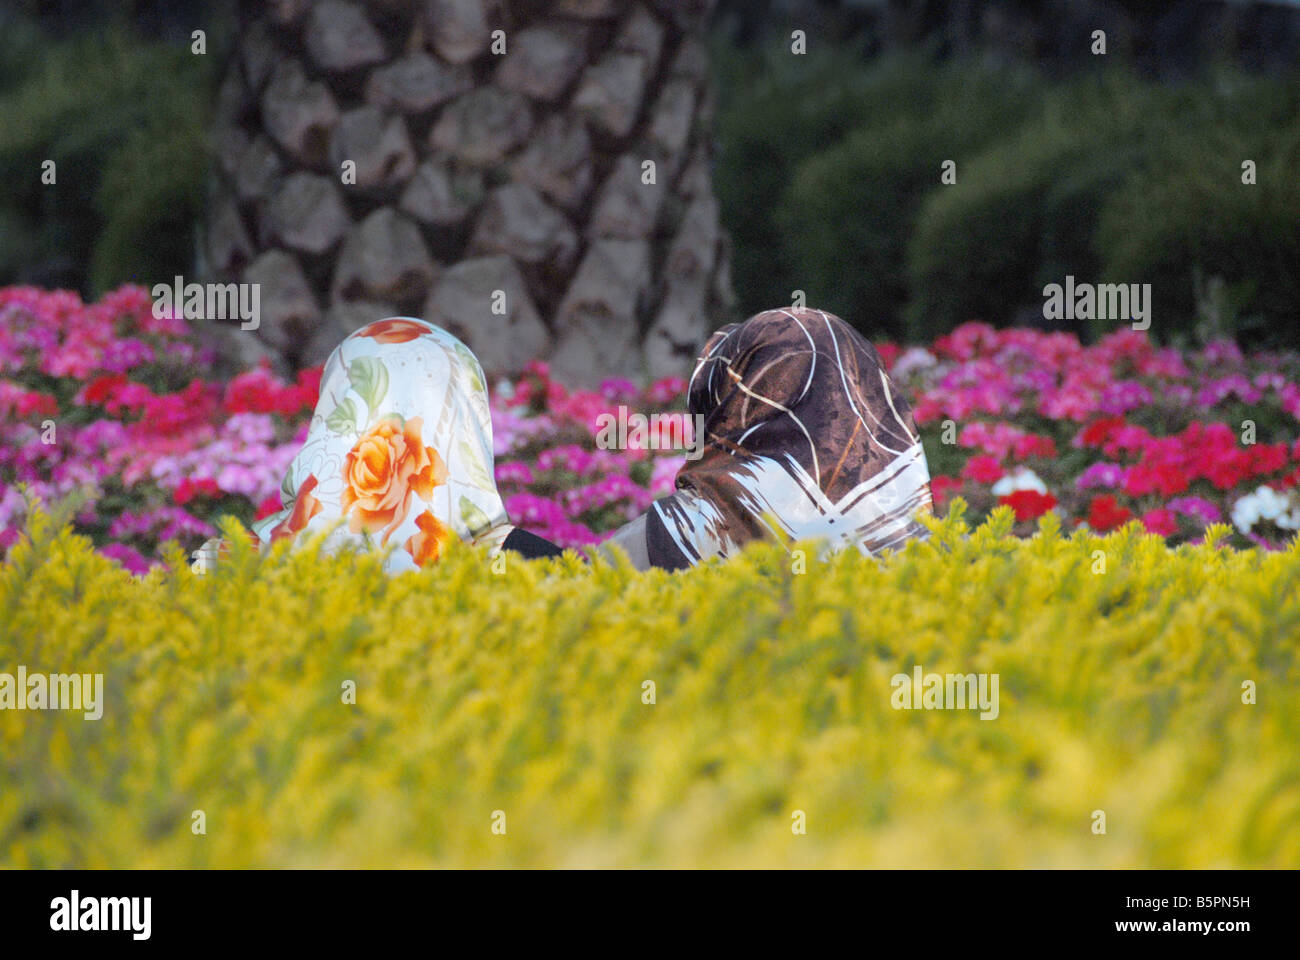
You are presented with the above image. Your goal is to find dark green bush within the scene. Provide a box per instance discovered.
[0,29,214,293]
[1096,77,1300,349]
[712,44,914,319]
[90,123,210,293]
[774,58,1040,339]
[904,74,1171,340]
[713,36,1300,347]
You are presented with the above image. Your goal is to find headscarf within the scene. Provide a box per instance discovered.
[251,317,513,572]
[645,308,932,569]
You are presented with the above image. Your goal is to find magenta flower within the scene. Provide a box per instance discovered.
[1167,497,1222,525]
[1076,462,1126,490]
[99,543,154,575]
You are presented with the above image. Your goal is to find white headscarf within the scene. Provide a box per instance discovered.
[250,317,513,572]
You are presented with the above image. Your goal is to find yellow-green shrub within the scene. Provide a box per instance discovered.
[2,503,1297,868]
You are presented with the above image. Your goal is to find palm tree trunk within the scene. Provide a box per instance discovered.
[205,0,733,383]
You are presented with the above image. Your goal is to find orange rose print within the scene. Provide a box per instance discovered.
[405,510,453,567]
[355,318,428,344]
[269,473,324,542]
[340,416,448,543]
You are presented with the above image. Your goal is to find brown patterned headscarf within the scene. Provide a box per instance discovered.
[646,308,933,569]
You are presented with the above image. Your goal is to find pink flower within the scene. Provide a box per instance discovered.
[1076,462,1125,490]
[961,455,1004,485]
[495,461,535,485]
[1168,497,1222,524]
[645,377,687,405]
[174,477,220,505]
[930,475,962,505]
[1140,508,1179,538]
[255,493,283,520]
[1012,433,1056,460]
[650,456,684,495]
[100,543,154,575]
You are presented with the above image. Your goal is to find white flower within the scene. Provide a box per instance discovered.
[891,347,938,380]
[1256,485,1289,521]
[1230,486,1293,533]
[992,467,1047,497]
[1230,498,1259,533]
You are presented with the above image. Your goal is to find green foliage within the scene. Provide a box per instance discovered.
[713,41,1300,346]
[712,42,893,317]
[905,73,1164,340]
[775,58,1040,339]
[3,504,1298,867]
[0,29,214,293]
[1096,76,1300,348]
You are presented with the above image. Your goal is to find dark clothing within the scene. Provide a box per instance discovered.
[503,527,566,559]
[645,308,933,569]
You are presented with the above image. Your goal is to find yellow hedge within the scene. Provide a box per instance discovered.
[2,503,1297,868]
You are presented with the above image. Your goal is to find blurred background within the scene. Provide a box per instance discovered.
[3,0,1299,382]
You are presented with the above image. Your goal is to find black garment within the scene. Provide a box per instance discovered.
[502,527,565,559]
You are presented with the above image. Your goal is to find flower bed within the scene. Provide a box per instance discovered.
[896,326,1300,547]
[2,505,1296,867]
[2,286,1299,570]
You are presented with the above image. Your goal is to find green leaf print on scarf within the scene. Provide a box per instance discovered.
[325,396,359,435]
[348,356,389,419]
[459,495,492,537]
[451,342,486,397]
[457,436,495,491]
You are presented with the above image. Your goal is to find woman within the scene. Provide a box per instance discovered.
[600,307,933,570]
[240,307,930,571]
[246,316,562,571]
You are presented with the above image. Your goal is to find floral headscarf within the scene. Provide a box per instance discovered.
[645,308,933,568]
[251,317,513,572]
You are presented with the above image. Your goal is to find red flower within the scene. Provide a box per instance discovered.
[1140,508,1178,537]
[254,493,283,521]
[961,454,1004,484]
[1077,416,1126,449]
[1276,466,1300,490]
[1123,461,1188,498]
[930,474,962,505]
[140,380,216,435]
[875,341,901,371]
[1086,495,1133,532]
[224,361,316,416]
[1249,443,1289,477]
[1156,462,1190,496]
[1205,453,1249,491]
[1012,433,1057,460]
[83,374,127,405]
[998,489,1057,522]
[912,397,943,425]
[293,366,323,411]
[174,477,220,506]
[17,391,57,417]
